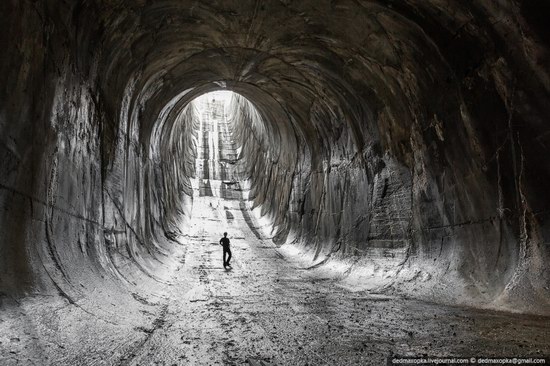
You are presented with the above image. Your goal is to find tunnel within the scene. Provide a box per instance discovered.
[1,1,550,365]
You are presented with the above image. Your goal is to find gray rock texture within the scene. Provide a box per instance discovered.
[1,0,549,342]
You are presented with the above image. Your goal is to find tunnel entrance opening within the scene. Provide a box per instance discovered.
[151,86,276,248]
[189,90,240,200]
[179,89,275,246]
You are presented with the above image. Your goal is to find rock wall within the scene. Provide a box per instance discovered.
[0,0,549,314]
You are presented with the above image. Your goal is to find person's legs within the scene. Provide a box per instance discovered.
[226,249,232,266]
[223,248,231,267]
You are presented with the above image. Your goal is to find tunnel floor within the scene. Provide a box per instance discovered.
[121,195,550,365]
[2,188,550,365]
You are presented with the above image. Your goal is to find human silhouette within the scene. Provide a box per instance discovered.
[219,232,231,268]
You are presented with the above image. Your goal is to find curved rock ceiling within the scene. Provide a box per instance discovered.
[1,0,549,340]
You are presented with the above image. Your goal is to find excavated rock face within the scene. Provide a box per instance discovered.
[1,1,549,314]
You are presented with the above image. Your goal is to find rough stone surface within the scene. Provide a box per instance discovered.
[1,0,550,364]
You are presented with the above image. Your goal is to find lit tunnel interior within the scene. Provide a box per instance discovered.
[1,1,550,364]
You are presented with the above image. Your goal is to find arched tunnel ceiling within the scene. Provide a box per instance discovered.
[1,1,550,363]
[94,0,550,177]
[100,0,549,302]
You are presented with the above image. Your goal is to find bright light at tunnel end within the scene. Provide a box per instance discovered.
[194,90,236,115]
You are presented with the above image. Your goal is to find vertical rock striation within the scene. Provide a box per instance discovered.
[0,0,549,315]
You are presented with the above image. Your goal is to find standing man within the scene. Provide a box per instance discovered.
[220,232,231,268]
